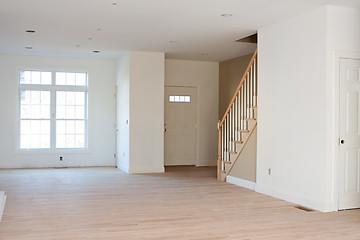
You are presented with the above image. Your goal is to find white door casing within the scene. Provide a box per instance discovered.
[339,58,360,210]
[164,86,197,166]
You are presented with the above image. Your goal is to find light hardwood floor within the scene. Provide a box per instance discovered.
[0,166,359,240]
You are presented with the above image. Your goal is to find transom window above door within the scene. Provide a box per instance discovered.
[169,95,191,103]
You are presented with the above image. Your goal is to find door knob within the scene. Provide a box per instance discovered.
[340,139,345,144]
[164,128,167,132]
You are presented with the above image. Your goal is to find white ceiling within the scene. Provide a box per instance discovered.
[0,0,359,62]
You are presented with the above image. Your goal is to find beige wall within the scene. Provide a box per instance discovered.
[228,127,257,182]
[219,54,253,119]
[165,59,219,166]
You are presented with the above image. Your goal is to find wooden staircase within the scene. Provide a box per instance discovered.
[218,49,258,181]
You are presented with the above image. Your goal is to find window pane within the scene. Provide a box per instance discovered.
[66,73,76,85]
[76,92,85,105]
[56,134,65,148]
[56,72,66,85]
[76,73,86,86]
[75,106,85,119]
[185,96,191,102]
[20,91,50,120]
[21,105,31,119]
[169,96,174,102]
[66,92,76,105]
[56,106,65,119]
[32,72,41,84]
[41,72,52,85]
[56,72,88,86]
[66,106,75,119]
[66,135,75,148]
[20,120,50,149]
[75,120,85,134]
[19,70,51,85]
[75,135,85,148]
[57,91,86,120]
[66,120,75,134]
[20,120,31,135]
[56,120,66,134]
[56,92,66,105]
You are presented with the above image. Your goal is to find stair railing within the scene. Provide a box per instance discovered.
[217,49,258,180]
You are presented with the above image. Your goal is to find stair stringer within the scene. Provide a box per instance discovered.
[221,120,257,181]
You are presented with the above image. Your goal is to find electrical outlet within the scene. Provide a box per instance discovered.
[268,168,271,175]
[60,156,63,161]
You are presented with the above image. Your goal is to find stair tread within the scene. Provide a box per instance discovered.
[247,118,257,121]
[240,130,249,133]
[223,161,232,164]
[228,151,237,154]
[233,141,243,144]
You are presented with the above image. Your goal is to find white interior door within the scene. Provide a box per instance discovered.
[339,58,360,210]
[164,86,197,166]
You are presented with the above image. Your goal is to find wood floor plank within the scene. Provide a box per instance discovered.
[0,166,359,239]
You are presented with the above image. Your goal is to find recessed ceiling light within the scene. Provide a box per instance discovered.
[25,46,33,50]
[169,40,178,44]
[93,50,100,53]
[111,2,117,5]
[201,53,209,56]
[88,37,93,40]
[221,14,233,17]
[97,28,102,31]
[75,44,80,48]
[26,30,36,33]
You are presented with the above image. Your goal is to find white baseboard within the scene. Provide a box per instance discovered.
[0,192,7,222]
[226,176,256,190]
[255,184,326,212]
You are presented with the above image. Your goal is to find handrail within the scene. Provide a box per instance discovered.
[219,48,258,127]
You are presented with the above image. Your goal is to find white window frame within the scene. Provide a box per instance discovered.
[18,70,88,150]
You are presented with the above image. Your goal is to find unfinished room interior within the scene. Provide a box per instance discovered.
[0,0,360,239]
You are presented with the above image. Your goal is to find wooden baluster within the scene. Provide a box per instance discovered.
[237,92,240,140]
[250,65,253,119]
[227,115,229,161]
[235,95,238,142]
[224,120,226,161]
[232,102,235,149]
[254,58,258,106]
[242,84,245,132]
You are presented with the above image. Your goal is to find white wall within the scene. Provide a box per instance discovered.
[165,59,219,166]
[116,53,130,172]
[257,7,328,211]
[129,52,165,173]
[258,5,360,212]
[0,54,116,168]
[325,6,360,211]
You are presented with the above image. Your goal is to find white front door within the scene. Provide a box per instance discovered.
[164,86,197,166]
[339,58,360,210]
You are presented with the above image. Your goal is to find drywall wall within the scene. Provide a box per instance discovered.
[0,54,116,168]
[324,6,360,211]
[116,53,130,172]
[129,52,165,173]
[219,54,253,119]
[257,7,328,211]
[228,127,257,183]
[165,59,219,166]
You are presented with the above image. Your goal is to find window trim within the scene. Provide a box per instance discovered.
[18,70,88,150]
